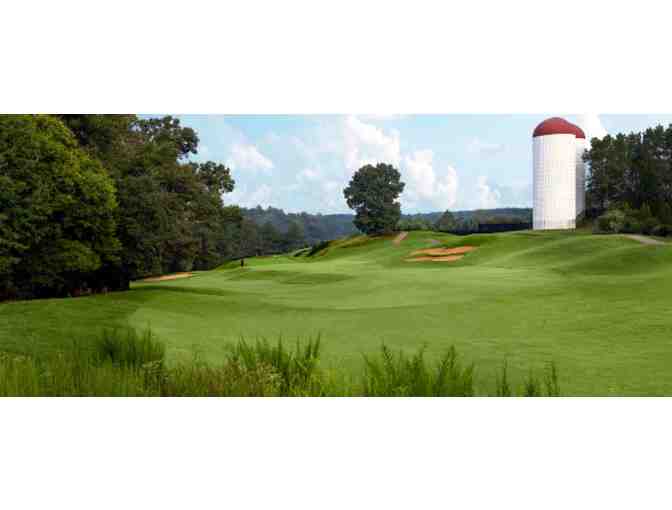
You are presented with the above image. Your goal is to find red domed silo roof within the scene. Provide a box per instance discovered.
[570,123,586,139]
[533,117,585,138]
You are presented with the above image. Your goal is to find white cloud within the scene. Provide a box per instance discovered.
[358,114,408,121]
[467,138,505,156]
[476,176,501,209]
[226,183,273,208]
[298,167,320,181]
[343,115,400,171]
[402,149,459,211]
[226,143,274,173]
[575,114,608,143]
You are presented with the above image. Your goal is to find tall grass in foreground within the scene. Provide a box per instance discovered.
[495,361,560,397]
[363,346,474,396]
[0,329,561,397]
[94,328,166,368]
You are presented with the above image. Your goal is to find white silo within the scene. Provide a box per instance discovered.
[532,117,578,230]
[573,126,588,218]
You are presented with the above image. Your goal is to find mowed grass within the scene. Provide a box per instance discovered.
[2,230,672,395]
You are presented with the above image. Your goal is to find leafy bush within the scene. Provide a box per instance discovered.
[651,224,672,237]
[595,209,626,233]
[640,217,660,235]
[595,205,666,236]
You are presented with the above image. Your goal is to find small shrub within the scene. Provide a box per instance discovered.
[621,216,642,234]
[652,224,672,237]
[595,209,626,233]
[640,217,660,236]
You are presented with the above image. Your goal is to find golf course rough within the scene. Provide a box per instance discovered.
[2,230,671,396]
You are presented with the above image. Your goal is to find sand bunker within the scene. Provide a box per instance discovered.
[141,272,193,282]
[410,245,476,257]
[405,244,476,263]
[406,255,464,262]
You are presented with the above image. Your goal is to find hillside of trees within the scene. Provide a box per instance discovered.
[241,206,532,242]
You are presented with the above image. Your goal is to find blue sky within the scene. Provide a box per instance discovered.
[174,115,672,214]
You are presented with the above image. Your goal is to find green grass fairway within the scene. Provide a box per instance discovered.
[2,230,672,395]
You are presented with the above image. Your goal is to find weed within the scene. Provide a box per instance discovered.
[362,345,474,396]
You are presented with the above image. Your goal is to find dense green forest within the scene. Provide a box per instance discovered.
[585,124,672,235]
[0,115,244,300]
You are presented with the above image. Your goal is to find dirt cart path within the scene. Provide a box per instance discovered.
[625,234,666,246]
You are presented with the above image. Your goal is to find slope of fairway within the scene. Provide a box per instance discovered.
[2,230,672,395]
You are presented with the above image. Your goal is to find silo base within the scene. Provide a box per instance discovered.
[533,219,576,230]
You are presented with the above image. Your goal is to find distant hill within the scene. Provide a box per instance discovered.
[241,206,532,244]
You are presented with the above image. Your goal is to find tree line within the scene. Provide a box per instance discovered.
[0,114,538,302]
[1,115,248,300]
[585,124,672,235]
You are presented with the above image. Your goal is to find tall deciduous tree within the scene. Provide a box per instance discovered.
[343,163,405,235]
[0,115,119,299]
[585,124,672,220]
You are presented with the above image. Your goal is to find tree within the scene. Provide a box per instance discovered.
[0,115,119,299]
[59,115,240,280]
[259,222,281,253]
[238,219,261,257]
[343,163,405,235]
[284,221,305,251]
[434,210,457,232]
[397,217,432,231]
[585,124,672,220]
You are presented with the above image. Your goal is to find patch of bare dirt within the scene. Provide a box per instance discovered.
[410,245,476,257]
[141,272,193,282]
[393,231,408,245]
